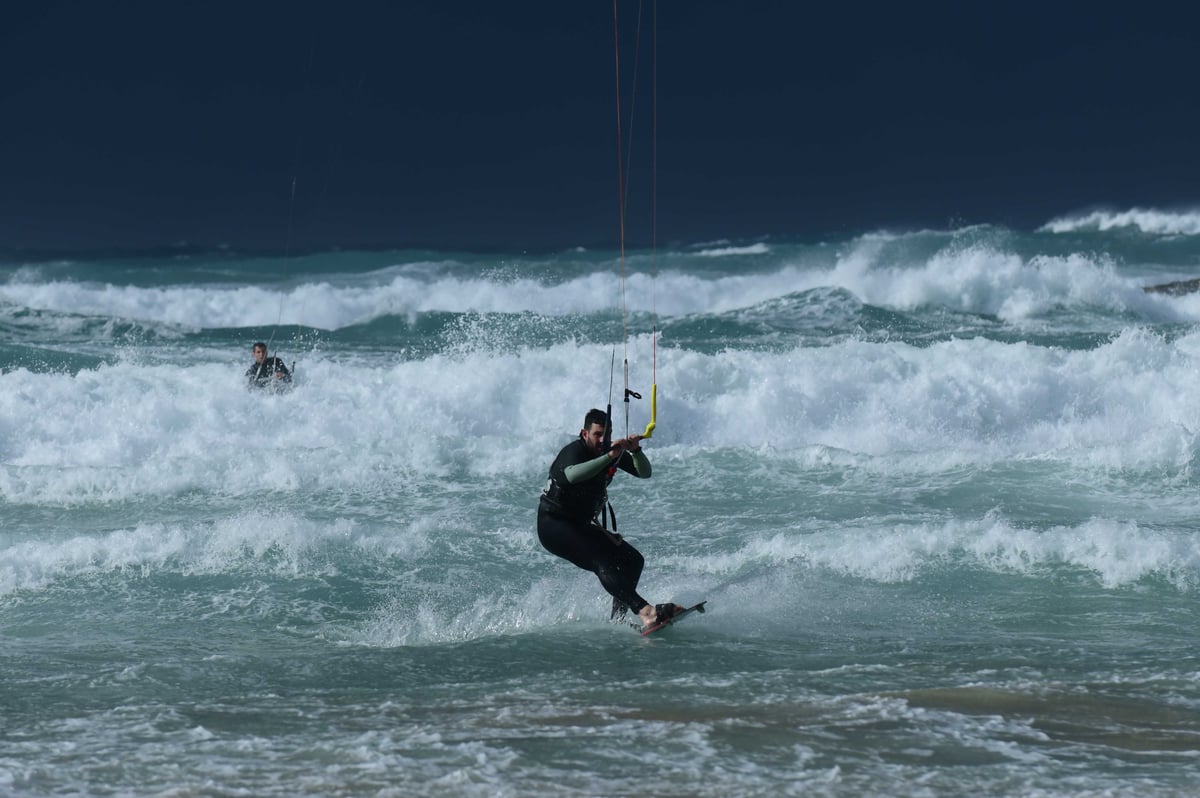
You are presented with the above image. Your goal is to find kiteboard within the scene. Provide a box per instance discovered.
[639,601,707,637]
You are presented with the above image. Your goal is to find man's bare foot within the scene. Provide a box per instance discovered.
[638,603,682,627]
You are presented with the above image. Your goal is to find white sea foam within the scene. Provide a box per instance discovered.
[0,266,824,328]
[1040,207,1200,236]
[5,324,1200,503]
[665,327,1200,468]
[4,234,1198,331]
[694,242,771,257]
[800,516,1200,589]
[0,509,426,597]
[830,239,1182,322]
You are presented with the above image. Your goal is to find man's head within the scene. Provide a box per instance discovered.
[580,408,611,453]
[252,342,267,363]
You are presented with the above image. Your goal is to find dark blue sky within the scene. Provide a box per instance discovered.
[2,1,1198,254]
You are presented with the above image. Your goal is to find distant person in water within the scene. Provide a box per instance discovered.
[537,408,682,628]
[246,342,292,390]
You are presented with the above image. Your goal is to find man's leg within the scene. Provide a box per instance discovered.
[538,510,649,615]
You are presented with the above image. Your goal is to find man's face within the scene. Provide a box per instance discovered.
[253,346,266,363]
[581,422,607,454]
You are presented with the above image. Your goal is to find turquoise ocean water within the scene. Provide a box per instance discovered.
[4,209,1200,795]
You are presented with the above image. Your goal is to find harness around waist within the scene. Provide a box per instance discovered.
[540,490,599,521]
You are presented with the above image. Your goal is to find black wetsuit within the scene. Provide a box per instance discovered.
[537,437,652,617]
[246,357,292,390]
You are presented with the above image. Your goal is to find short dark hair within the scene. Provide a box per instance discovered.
[584,408,610,430]
[253,341,267,351]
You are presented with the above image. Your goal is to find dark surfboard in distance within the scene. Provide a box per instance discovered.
[1144,278,1200,296]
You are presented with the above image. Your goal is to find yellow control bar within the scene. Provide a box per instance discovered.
[641,383,657,439]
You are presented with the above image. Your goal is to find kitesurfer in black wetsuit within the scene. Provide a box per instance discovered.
[537,408,681,628]
[246,341,292,391]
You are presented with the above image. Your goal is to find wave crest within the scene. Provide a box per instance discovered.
[1040,208,1200,236]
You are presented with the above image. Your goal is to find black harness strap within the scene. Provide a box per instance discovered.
[602,501,617,533]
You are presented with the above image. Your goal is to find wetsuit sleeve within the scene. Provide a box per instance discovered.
[628,449,651,478]
[614,449,650,478]
[562,453,615,484]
